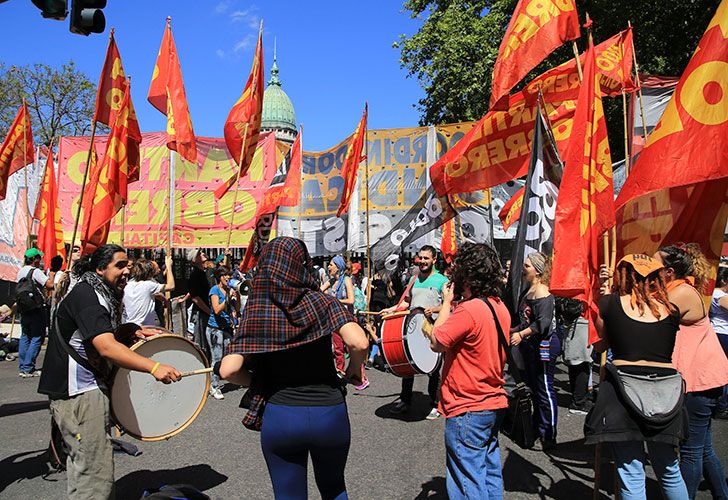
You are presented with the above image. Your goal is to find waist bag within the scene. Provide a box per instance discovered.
[607,363,685,425]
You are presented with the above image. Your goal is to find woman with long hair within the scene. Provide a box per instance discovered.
[656,243,728,499]
[586,254,688,499]
[219,237,369,500]
[510,252,559,450]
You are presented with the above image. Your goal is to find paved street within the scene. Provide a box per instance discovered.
[1,346,726,499]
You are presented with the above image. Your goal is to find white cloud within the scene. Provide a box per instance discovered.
[233,34,255,52]
[214,0,231,14]
[230,9,259,29]
[216,49,226,59]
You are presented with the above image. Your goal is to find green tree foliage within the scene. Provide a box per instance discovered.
[0,61,102,147]
[396,0,721,160]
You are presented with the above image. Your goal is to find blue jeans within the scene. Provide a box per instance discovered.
[717,334,728,413]
[261,403,350,500]
[444,409,505,499]
[680,390,728,499]
[19,311,46,373]
[611,441,688,500]
[205,326,230,389]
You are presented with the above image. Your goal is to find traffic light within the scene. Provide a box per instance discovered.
[69,0,106,36]
[31,0,68,20]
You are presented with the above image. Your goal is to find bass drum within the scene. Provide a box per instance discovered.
[380,308,441,377]
[110,330,210,442]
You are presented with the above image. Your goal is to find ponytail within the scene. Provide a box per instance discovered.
[660,242,710,293]
[72,244,125,278]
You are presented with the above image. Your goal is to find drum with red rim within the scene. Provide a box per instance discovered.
[380,308,441,377]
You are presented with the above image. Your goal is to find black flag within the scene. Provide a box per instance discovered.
[507,105,563,314]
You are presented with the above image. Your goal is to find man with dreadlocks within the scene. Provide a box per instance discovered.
[38,244,182,500]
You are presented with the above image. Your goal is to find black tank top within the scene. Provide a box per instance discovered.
[598,294,679,363]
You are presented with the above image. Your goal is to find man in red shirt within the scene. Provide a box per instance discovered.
[423,243,510,499]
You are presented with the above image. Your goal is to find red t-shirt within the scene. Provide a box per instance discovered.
[434,297,510,418]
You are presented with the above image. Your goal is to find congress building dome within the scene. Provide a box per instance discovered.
[261,44,297,144]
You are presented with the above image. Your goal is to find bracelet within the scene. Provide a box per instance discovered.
[150,362,161,375]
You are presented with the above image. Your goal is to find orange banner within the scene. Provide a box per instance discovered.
[490,0,580,110]
[0,103,34,200]
[337,105,367,217]
[36,152,66,269]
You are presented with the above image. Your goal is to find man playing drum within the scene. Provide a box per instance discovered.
[381,245,448,419]
[38,244,182,500]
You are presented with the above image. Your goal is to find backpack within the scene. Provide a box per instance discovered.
[353,286,367,312]
[16,268,45,313]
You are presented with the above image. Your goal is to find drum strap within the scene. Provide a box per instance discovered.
[395,277,417,312]
[479,297,526,386]
[52,312,103,379]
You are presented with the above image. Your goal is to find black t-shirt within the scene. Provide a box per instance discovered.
[38,282,114,399]
[252,335,345,406]
[188,267,212,314]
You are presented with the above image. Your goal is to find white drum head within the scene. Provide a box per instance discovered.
[111,335,209,441]
[404,312,441,374]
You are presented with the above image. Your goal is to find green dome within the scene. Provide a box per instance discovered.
[261,55,296,133]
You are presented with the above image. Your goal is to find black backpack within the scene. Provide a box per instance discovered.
[16,268,45,313]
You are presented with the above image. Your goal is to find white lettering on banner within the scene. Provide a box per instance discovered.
[323,217,346,253]
[524,157,559,255]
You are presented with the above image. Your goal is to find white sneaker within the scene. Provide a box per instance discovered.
[210,388,224,400]
[426,408,441,420]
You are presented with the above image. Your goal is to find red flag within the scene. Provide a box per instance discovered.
[82,83,139,253]
[36,148,66,270]
[218,23,265,199]
[337,104,368,217]
[430,95,575,196]
[0,102,34,200]
[96,30,142,181]
[490,0,580,110]
[441,216,457,264]
[616,1,728,210]
[148,18,197,164]
[517,28,637,108]
[498,186,525,232]
[257,127,303,216]
[550,40,615,345]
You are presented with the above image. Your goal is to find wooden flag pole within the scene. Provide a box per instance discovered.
[363,103,372,305]
[69,120,98,259]
[120,203,126,246]
[297,125,303,239]
[571,41,583,83]
[628,22,649,143]
[226,123,249,251]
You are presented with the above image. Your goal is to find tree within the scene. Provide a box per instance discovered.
[0,61,104,147]
[396,0,721,160]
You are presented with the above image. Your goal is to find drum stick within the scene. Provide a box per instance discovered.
[358,311,382,316]
[179,367,213,378]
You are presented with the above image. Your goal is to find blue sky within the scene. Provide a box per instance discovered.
[1,1,426,150]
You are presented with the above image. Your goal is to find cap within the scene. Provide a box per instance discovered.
[24,248,43,259]
[617,254,664,277]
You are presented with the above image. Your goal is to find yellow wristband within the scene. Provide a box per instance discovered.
[150,362,161,375]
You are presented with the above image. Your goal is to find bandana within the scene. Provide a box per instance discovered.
[617,254,664,278]
[228,237,355,355]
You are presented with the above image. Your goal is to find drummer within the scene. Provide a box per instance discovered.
[38,244,182,500]
[380,244,449,420]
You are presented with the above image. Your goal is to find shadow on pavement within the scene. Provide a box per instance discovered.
[0,449,53,493]
[116,464,228,498]
[414,475,447,499]
[374,393,434,422]
[0,400,49,418]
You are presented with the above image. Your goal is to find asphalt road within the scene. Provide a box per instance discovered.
[1,346,727,499]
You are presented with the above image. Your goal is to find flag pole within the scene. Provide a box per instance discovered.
[226,123,249,251]
[120,203,126,246]
[22,99,31,247]
[628,21,648,143]
[297,125,303,239]
[571,41,583,83]
[363,103,372,304]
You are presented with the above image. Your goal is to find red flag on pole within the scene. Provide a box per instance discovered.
[36,148,66,269]
[337,104,367,217]
[82,82,140,253]
[490,0,580,111]
[550,39,615,345]
[217,22,265,199]
[498,186,525,232]
[96,30,142,181]
[148,17,197,164]
[0,102,34,201]
[441,216,458,264]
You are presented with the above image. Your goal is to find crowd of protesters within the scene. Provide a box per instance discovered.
[2,237,728,499]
